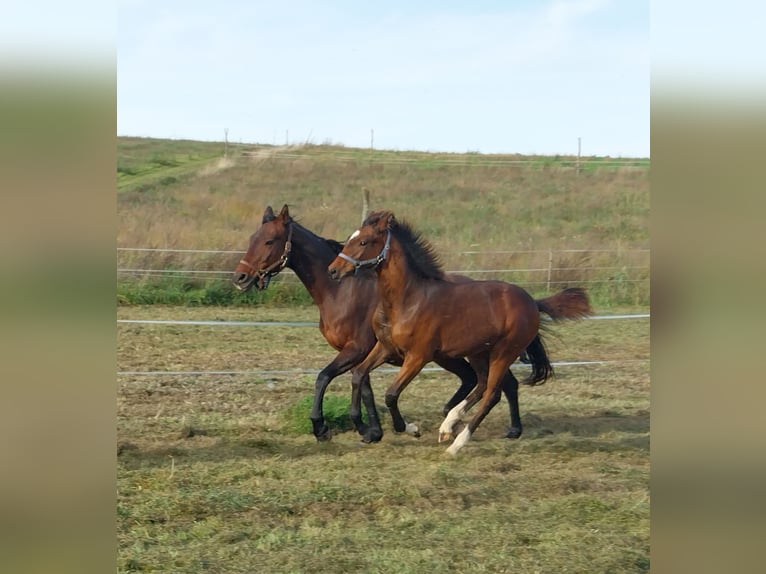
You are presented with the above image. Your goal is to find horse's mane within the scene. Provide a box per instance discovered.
[363,212,444,280]
[293,219,343,255]
[323,237,344,254]
[264,211,343,255]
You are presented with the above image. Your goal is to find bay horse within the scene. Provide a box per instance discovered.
[327,210,592,455]
[233,205,525,443]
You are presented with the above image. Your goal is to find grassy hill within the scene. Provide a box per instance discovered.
[117,137,649,307]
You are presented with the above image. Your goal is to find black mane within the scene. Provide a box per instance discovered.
[290,218,343,255]
[363,212,444,280]
[323,237,344,255]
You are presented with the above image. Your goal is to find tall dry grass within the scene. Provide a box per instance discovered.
[117,139,649,305]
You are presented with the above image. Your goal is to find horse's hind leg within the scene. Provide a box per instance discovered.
[446,354,513,456]
[434,355,477,416]
[500,370,523,439]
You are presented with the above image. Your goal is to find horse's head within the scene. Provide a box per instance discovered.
[328,210,395,281]
[233,204,293,292]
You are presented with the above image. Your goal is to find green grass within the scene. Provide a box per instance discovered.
[118,136,236,194]
[283,394,365,434]
[117,276,314,306]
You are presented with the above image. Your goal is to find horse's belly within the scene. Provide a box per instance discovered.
[437,324,501,357]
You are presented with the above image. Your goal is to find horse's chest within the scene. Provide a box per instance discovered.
[390,323,417,351]
[319,321,347,351]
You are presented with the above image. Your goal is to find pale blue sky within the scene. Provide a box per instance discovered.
[116,0,649,157]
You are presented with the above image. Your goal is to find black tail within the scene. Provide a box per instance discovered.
[520,334,553,386]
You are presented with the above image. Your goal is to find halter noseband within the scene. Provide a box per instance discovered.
[338,229,391,271]
[238,222,294,278]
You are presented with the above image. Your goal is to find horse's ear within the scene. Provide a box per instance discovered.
[279,204,291,222]
[262,206,275,223]
[386,213,397,230]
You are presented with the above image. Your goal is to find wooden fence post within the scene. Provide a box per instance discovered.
[547,249,553,291]
[361,187,370,224]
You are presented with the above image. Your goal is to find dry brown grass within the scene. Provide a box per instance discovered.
[117,139,648,291]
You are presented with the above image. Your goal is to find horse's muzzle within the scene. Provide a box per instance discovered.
[233,272,271,292]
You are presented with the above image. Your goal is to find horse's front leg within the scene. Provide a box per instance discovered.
[310,345,369,442]
[350,341,393,443]
[384,355,428,436]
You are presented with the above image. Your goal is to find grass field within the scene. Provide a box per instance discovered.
[117,305,649,573]
[117,137,649,572]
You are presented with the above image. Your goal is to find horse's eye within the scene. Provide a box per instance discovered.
[265,239,274,246]
[360,240,368,246]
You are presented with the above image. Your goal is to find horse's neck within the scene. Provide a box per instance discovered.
[287,225,340,306]
[376,242,422,314]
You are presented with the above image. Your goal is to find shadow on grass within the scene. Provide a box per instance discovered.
[117,430,376,469]
[118,409,649,468]
[522,409,649,437]
[516,409,650,454]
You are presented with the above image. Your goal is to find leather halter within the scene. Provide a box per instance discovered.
[238,222,293,277]
[338,229,391,271]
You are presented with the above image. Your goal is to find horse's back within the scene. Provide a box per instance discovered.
[420,279,538,356]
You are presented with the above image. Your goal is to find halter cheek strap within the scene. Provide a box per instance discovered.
[239,223,294,277]
[338,230,391,271]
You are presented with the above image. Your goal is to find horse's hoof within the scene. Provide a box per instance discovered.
[314,427,332,442]
[362,429,383,443]
[444,444,461,457]
[405,422,420,438]
[505,427,522,439]
[438,431,452,443]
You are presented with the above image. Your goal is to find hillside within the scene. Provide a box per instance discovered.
[117,137,649,307]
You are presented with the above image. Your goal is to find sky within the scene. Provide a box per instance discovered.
[116,0,649,157]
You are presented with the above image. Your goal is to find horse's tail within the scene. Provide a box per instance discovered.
[535,287,592,321]
[520,287,591,383]
[520,334,553,386]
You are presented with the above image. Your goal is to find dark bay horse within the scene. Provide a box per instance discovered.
[232,205,525,443]
[328,210,592,455]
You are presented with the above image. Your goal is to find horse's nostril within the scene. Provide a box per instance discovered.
[236,273,248,283]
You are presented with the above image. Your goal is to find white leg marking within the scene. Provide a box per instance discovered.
[438,400,467,437]
[446,427,472,456]
[405,422,420,435]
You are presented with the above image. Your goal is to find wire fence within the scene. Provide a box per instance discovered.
[116,246,650,292]
[117,306,649,379]
[117,359,650,378]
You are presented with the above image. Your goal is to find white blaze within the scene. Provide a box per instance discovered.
[349,229,361,240]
